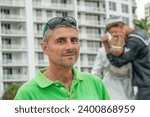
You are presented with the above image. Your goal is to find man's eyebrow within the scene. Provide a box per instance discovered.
[56,37,66,40]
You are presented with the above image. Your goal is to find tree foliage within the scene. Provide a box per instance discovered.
[133,17,150,35]
[2,83,20,100]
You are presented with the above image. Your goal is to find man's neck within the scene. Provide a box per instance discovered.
[43,66,73,89]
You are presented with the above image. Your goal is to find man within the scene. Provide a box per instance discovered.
[101,16,150,100]
[92,33,135,100]
[15,16,110,100]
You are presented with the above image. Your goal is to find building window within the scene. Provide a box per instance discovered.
[36,23,43,31]
[85,1,99,7]
[56,11,68,17]
[52,0,67,4]
[46,10,52,18]
[122,4,129,13]
[87,41,94,49]
[123,17,129,25]
[35,9,42,20]
[36,38,42,45]
[1,23,10,30]
[1,9,10,15]
[86,28,99,35]
[80,54,83,61]
[2,53,12,60]
[109,1,116,11]
[36,9,42,16]
[3,68,12,74]
[88,55,96,66]
[38,52,44,60]
[110,15,116,18]
[61,0,67,4]
[2,38,11,45]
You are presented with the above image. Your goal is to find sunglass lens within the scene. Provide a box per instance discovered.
[47,17,62,29]
[65,17,77,26]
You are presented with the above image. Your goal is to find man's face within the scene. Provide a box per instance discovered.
[42,27,80,68]
[108,26,126,45]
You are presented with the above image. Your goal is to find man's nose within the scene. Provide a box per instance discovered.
[65,41,73,49]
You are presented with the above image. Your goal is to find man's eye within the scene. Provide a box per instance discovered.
[71,38,78,44]
[57,40,65,44]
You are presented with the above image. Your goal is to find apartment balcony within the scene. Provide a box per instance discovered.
[0,14,25,22]
[36,60,49,67]
[0,0,25,7]
[80,48,98,54]
[34,30,43,37]
[79,33,100,40]
[78,6,105,14]
[3,74,28,82]
[132,0,137,7]
[78,19,105,27]
[133,14,138,19]
[1,44,27,52]
[1,29,26,36]
[80,61,94,67]
[33,2,74,10]
[35,46,42,52]
[33,17,48,23]
[2,59,28,66]
[88,61,95,66]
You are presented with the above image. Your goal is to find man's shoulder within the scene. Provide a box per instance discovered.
[18,79,36,92]
[128,28,150,46]
[14,79,37,100]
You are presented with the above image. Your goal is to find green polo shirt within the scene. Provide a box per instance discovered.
[14,67,110,100]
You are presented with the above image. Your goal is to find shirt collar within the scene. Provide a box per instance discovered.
[34,67,85,88]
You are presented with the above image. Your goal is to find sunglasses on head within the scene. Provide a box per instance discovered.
[43,16,77,37]
[47,16,77,29]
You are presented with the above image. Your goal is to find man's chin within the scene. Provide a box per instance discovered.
[61,62,75,68]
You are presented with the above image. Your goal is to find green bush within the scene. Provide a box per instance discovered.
[2,83,20,100]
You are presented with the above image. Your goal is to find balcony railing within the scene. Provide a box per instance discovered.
[3,74,28,81]
[33,16,54,23]
[2,59,28,66]
[0,14,25,21]
[88,61,95,66]
[80,48,99,53]
[78,19,105,27]
[78,6,105,13]
[0,0,25,6]
[35,46,42,51]
[33,2,74,10]
[1,44,27,51]
[79,33,100,39]
[1,29,26,35]
[34,30,43,37]
[36,60,49,66]
[80,61,94,67]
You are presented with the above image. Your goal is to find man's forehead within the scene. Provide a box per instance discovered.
[108,26,121,32]
[50,27,78,39]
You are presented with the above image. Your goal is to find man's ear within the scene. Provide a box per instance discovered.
[41,41,48,55]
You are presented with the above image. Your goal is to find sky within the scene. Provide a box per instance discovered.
[136,0,150,19]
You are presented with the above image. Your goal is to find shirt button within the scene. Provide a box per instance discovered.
[55,84,59,86]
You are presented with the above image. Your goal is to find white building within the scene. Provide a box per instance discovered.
[145,2,150,20]
[0,0,137,98]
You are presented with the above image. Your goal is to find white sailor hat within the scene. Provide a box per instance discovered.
[105,16,125,30]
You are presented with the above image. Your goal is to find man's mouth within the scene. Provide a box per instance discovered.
[63,53,76,56]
